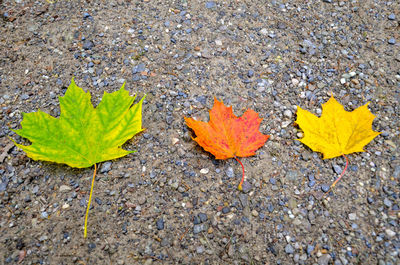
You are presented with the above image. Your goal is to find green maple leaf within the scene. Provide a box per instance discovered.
[12,78,145,168]
[11,78,145,238]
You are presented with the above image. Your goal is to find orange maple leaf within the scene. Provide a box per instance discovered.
[185,98,269,190]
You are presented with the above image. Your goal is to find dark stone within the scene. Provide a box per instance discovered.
[156,218,164,230]
[321,184,330,192]
[82,40,94,50]
[333,164,342,175]
[83,12,91,19]
[247,70,254,78]
[95,197,102,205]
[198,213,208,223]
[222,206,230,214]
[308,180,316,187]
[193,215,201,224]
[16,239,25,250]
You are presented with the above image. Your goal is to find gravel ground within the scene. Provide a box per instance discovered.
[1,0,399,264]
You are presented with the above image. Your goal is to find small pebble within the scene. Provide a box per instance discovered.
[239,194,248,208]
[385,229,396,238]
[193,216,201,225]
[205,1,216,9]
[200,168,209,174]
[283,110,292,119]
[333,164,342,174]
[285,244,294,254]
[318,254,331,265]
[32,185,39,194]
[100,162,112,173]
[383,198,392,208]
[132,63,146,74]
[247,70,254,78]
[198,213,208,223]
[388,14,396,20]
[321,184,330,192]
[241,181,252,193]
[156,218,164,230]
[260,28,268,35]
[193,224,204,234]
[348,213,357,220]
[307,244,314,255]
[308,180,316,187]
[222,207,230,214]
[59,185,71,192]
[388,38,396,45]
[196,246,205,254]
[82,40,94,50]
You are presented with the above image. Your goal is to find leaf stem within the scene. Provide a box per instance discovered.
[332,154,348,188]
[325,154,348,196]
[84,163,97,238]
[234,157,245,191]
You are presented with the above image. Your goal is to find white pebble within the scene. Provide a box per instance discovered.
[200,168,209,174]
[348,213,357,220]
[281,121,291,128]
[283,110,292,118]
[385,229,396,238]
[171,137,180,145]
[260,28,268,35]
[292,78,299,86]
[59,185,71,192]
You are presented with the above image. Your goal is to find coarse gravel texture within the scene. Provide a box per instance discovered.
[1,0,399,264]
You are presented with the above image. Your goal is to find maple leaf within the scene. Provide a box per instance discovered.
[12,78,145,237]
[185,98,269,190]
[13,78,144,167]
[296,95,380,190]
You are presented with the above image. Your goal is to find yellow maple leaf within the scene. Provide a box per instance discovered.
[296,96,381,191]
[296,96,381,159]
